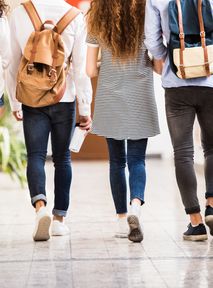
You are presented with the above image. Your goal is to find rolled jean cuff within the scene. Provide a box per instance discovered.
[130,197,145,206]
[205,192,213,199]
[31,194,47,207]
[185,205,200,215]
[52,209,67,217]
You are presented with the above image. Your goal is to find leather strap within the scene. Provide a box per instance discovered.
[54,7,81,35]
[22,1,42,31]
[198,0,210,76]
[176,0,186,78]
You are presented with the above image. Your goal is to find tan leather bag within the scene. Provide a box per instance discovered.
[16,1,80,107]
[173,0,213,79]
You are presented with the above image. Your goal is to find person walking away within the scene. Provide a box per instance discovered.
[7,0,92,241]
[86,0,160,243]
[0,1,10,118]
[145,0,213,241]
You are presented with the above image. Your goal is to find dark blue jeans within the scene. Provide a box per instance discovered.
[106,138,148,214]
[22,102,76,217]
[0,94,4,107]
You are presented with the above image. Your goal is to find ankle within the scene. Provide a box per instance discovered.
[206,197,213,208]
[53,215,64,223]
[190,213,203,226]
[35,200,45,212]
[117,213,127,219]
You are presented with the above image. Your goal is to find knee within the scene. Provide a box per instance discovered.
[174,146,194,165]
[52,151,71,166]
[109,156,126,170]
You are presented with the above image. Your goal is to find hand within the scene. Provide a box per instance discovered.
[153,59,164,75]
[13,111,23,121]
[79,115,92,131]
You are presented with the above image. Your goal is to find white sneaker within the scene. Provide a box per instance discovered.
[115,217,128,238]
[33,207,51,242]
[51,220,70,236]
[127,203,143,242]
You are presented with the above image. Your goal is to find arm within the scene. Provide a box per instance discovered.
[86,46,99,78]
[153,59,164,75]
[144,0,167,61]
[72,14,92,118]
[0,17,10,70]
[6,11,23,120]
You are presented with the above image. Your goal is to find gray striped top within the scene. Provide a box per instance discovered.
[87,35,160,140]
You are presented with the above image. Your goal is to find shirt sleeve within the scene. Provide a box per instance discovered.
[71,14,92,116]
[86,34,99,47]
[0,16,10,97]
[6,11,22,112]
[144,0,167,60]
[0,16,10,69]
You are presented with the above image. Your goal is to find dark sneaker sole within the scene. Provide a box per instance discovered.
[183,234,208,241]
[127,215,143,243]
[33,216,51,242]
[205,215,213,236]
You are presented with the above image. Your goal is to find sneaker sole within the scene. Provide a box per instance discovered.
[115,233,128,239]
[183,234,208,241]
[205,215,213,236]
[127,215,143,243]
[33,216,51,241]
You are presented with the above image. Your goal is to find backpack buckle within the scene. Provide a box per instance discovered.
[27,64,35,73]
[200,31,206,38]
[179,33,185,39]
[49,68,57,83]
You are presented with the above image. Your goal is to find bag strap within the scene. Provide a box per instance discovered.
[197,0,210,76]
[22,1,42,31]
[176,0,210,78]
[54,7,81,35]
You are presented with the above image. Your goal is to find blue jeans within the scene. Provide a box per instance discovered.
[106,138,148,214]
[0,94,4,107]
[22,102,76,217]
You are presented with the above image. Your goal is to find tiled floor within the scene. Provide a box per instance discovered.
[0,159,212,288]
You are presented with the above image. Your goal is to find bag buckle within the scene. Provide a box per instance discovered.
[179,33,185,39]
[49,68,57,83]
[27,64,35,73]
[200,31,206,38]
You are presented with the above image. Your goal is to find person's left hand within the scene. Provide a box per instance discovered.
[79,115,92,131]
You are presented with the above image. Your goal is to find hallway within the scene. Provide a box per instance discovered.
[0,159,212,288]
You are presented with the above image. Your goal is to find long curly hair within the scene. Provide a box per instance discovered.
[86,0,146,61]
[0,0,8,17]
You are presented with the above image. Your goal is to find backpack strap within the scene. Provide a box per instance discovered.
[54,7,81,35]
[198,0,210,76]
[22,1,43,31]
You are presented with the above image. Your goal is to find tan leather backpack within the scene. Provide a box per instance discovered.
[16,1,80,107]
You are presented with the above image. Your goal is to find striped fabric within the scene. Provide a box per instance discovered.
[87,35,160,140]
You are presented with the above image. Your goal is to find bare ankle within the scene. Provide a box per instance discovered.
[35,200,45,212]
[206,197,213,208]
[53,215,64,223]
[190,213,203,226]
[117,213,127,219]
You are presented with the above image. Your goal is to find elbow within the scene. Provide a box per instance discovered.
[86,67,98,78]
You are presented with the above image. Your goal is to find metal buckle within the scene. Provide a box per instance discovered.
[200,31,206,37]
[27,64,34,72]
[179,33,185,39]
